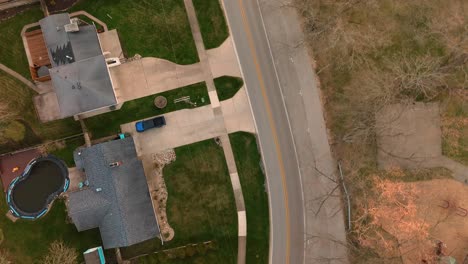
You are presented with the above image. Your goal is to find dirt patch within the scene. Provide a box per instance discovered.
[366,178,468,263]
[407,179,468,263]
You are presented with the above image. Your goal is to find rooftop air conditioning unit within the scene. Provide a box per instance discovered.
[64,19,79,32]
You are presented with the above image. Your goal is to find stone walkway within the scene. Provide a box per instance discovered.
[142,150,176,242]
[183,0,247,263]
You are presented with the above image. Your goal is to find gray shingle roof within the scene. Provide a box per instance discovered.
[67,25,102,63]
[68,138,160,249]
[39,13,73,67]
[50,55,116,118]
[39,14,102,67]
[39,13,116,117]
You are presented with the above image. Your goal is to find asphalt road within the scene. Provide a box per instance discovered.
[221,0,305,264]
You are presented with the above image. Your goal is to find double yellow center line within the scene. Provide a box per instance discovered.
[237,0,291,263]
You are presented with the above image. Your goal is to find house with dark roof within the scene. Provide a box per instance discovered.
[37,13,117,118]
[67,137,160,249]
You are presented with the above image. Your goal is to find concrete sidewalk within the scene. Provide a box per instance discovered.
[221,87,256,134]
[207,39,242,78]
[183,0,248,262]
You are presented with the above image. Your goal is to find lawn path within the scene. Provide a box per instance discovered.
[0,63,39,93]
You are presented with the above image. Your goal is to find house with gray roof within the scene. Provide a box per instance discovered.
[39,13,117,118]
[67,137,160,249]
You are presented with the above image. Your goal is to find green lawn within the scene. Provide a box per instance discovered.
[84,82,209,139]
[121,139,238,263]
[193,0,229,49]
[441,96,468,166]
[214,76,244,101]
[0,70,82,154]
[0,197,101,264]
[0,7,43,78]
[71,0,198,64]
[49,136,85,167]
[75,15,105,32]
[229,132,269,264]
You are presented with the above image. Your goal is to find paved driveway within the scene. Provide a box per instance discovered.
[122,106,225,155]
[121,87,255,156]
[110,37,242,103]
[110,58,204,102]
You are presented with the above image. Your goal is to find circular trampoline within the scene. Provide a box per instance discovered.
[7,155,69,219]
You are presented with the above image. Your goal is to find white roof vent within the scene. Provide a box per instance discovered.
[70,17,80,24]
[64,20,79,32]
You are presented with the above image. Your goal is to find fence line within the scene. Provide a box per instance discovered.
[0,133,84,157]
[127,240,213,261]
[338,161,351,231]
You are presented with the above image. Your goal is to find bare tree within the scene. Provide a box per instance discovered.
[352,177,441,263]
[291,0,389,68]
[0,250,11,264]
[389,55,449,100]
[341,52,454,144]
[41,241,78,264]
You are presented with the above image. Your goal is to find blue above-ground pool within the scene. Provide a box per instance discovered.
[7,155,69,220]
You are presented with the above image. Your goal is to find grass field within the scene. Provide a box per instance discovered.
[214,76,244,101]
[0,70,82,154]
[121,139,238,263]
[71,0,198,64]
[49,136,85,167]
[229,132,269,264]
[193,0,229,49]
[84,82,209,139]
[441,95,468,166]
[0,197,101,264]
[0,7,43,78]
